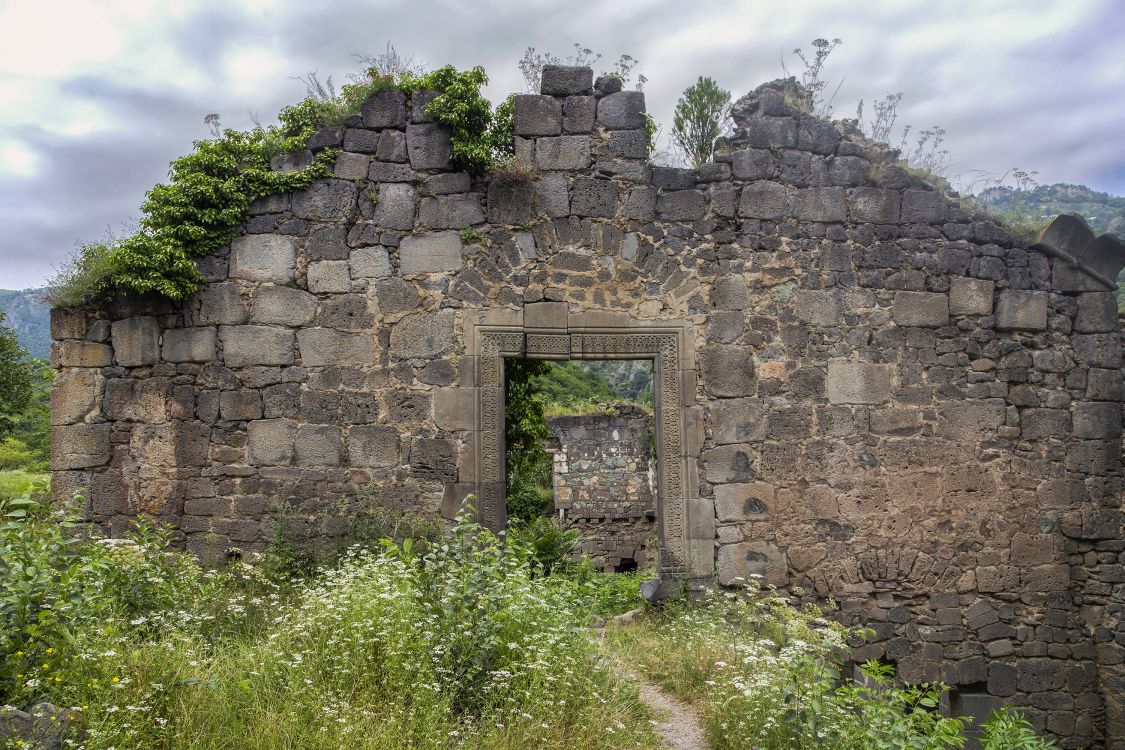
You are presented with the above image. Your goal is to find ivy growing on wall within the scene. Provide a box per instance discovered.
[50,63,515,308]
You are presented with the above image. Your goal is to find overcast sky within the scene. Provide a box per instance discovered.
[1,0,1122,290]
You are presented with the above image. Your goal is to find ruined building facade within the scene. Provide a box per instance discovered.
[49,67,1125,745]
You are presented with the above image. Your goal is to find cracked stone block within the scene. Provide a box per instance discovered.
[162,327,217,363]
[348,424,400,467]
[535,135,591,170]
[892,291,949,328]
[569,177,617,217]
[250,285,318,326]
[406,124,453,170]
[361,88,407,128]
[596,91,646,129]
[540,65,593,95]
[350,246,392,278]
[373,182,417,231]
[111,316,160,367]
[297,329,374,367]
[1073,333,1121,368]
[995,290,1048,331]
[419,193,485,229]
[230,234,298,284]
[247,418,296,466]
[827,361,893,404]
[399,231,463,275]
[848,187,900,223]
[513,94,562,136]
[949,277,994,316]
[738,181,789,220]
[220,325,295,367]
[307,260,352,293]
[389,308,456,359]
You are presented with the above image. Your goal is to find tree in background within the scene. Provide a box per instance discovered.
[672,77,732,169]
[504,359,554,522]
[0,311,34,438]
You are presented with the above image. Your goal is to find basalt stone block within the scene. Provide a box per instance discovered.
[514,94,562,136]
[247,418,296,466]
[711,398,765,444]
[1021,408,1071,440]
[409,437,457,481]
[848,187,900,224]
[652,167,696,190]
[306,226,350,260]
[389,308,456,359]
[270,149,313,172]
[50,369,99,425]
[297,328,374,367]
[1073,401,1122,439]
[779,150,812,186]
[569,177,617,217]
[52,423,112,469]
[373,182,417,231]
[535,135,591,170]
[622,186,656,221]
[718,541,787,586]
[425,172,471,195]
[411,90,438,123]
[730,148,774,180]
[738,181,789,220]
[373,277,420,315]
[342,128,379,153]
[368,160,416,183]
[406,124,453,170]
[700,345,755,397]
[995,290,1048,331]
[192,283,247,326]
[487,181,534,224]
[307,260,351,293]
[220,325,295,367]
[317,294,373,330]
[657,189,707,220]
[295,424,342,466]
[51,341,112,368]
[534,174,571,217]
[1073,333,1121,368]
[827,361,893,404]
[711,275,750,310]
[230,234,298,284]
[434,387,475,431]
[797,117,840,154]
[540,65,593,95]
[399,231,464,275]
[935,400,1006,440]
[829,155,871,186]
[361,88,407,129]
[563,95,596,133]
[419,193,485,229]
[610,129,648,159]
[111,316,160,367]
[307,127,343,150]
[900,189,948,223]
[250,285,318,327]
[332,151,369,180]
[1074,291,1118,333]
[714,482,773,522]
[219,389,261,422]
[291,180,358,222]
[892,291,949,328]
[596,91,646,130]
[702,445,755,484]
[745,116,796,149]
[162,327,217,363]
[350,246,392,278]
[797,289,845,326]
[348,424,400,467]
[375,129,408,162]
[949,277,994,316]
[1086,368,1123,401]
[795,187,846,222]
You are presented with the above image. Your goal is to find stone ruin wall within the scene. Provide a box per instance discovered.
[48,66,1125,746]
[546,406,656,570]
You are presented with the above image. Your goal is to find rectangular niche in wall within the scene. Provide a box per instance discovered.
[469,322,700,578]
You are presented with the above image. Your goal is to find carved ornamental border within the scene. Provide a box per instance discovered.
[473,324,691,577]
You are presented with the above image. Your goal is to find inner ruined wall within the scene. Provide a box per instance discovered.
[49,66,1124,746]
[547,406,656,570]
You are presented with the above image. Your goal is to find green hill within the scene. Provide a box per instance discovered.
[976,183,1125,236]
[0,288,51,359]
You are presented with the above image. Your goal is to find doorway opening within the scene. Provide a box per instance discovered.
[503,358,656,572]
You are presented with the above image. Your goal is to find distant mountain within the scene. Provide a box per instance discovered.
[976,183,1125,237]
[0,289,51,360]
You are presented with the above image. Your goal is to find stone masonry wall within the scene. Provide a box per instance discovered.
[50,67,1124,746]
[547,406,656,570]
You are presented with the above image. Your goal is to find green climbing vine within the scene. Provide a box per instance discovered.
[50,63,514,307]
